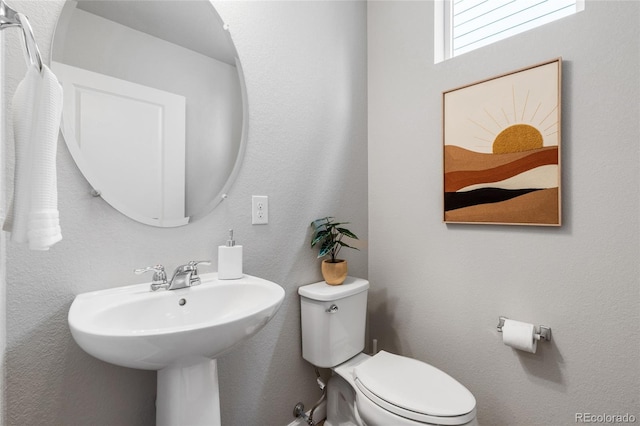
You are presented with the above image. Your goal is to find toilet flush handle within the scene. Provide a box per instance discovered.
[325,304,339,314]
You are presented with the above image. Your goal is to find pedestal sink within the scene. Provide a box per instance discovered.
[68,273,285,426]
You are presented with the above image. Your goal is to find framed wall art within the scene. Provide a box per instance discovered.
[443,58,562,226]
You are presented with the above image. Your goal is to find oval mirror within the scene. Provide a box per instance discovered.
[52,0,247,227]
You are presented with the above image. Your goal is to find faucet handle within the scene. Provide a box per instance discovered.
[188,260,211,276]
[134,264,166,277]
[188,260,211,270]
[175,260,210,272]
[134,264,168,291]
[187,260,211,286]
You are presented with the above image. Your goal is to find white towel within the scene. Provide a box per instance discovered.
[3,64,63,250]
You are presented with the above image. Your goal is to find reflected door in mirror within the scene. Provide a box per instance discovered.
[55,63,188,227]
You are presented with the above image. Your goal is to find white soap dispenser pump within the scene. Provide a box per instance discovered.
[218,229,243,280]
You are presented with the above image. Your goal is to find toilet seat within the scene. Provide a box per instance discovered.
[354,351,476,425]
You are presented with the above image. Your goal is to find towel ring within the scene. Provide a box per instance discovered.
[0,1,43,72]
[16,13,43,72]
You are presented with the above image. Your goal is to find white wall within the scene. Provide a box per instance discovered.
[368,1,639,425]
[3,1,367,425]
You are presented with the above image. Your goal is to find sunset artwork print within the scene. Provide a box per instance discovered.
[443,59,561,226]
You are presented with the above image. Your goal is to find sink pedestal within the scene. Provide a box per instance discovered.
[68,274,285,426]
[157,359,221,426]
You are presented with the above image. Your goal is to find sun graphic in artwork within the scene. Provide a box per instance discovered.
[461,87,559,155]
[445,61,561,156]
[492,123,544,154]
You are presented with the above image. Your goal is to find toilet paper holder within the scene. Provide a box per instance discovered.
[497,316,552,342]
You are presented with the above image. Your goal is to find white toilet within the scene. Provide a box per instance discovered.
[299,277,478,426]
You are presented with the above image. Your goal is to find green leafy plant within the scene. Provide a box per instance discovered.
[310,217,359,263]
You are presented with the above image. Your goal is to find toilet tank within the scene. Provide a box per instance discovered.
[298,277,369,368]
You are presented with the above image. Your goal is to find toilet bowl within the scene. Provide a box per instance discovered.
[329,352,477,426]
[299,277,477,426]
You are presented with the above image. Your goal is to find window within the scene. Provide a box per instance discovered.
[435,0,584,62]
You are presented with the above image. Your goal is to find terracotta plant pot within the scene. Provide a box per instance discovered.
[321,259,348,285]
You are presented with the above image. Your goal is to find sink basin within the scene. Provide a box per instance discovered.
[69,272,284,370]
[68,273,285,425]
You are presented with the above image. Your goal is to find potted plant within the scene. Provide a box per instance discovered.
[310,217,359,285]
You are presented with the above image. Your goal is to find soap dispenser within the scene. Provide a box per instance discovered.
[218,229,243,279]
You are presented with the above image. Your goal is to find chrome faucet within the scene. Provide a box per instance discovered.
[168,260,211,290]
[135,261,211,291]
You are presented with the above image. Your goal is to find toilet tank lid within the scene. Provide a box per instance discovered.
[298,277,369,301]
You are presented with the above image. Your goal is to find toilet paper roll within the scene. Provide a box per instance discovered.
[502,319,537,353]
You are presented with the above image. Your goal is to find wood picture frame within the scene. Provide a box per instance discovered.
[443,58,562,226]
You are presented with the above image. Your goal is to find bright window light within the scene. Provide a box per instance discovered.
[435,0,585,63]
